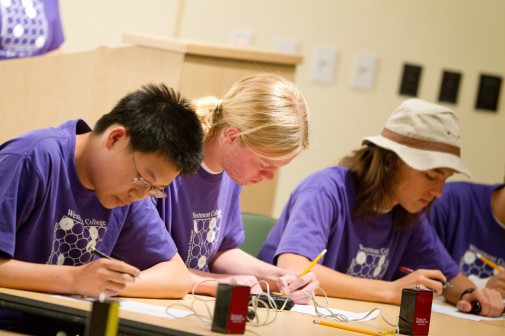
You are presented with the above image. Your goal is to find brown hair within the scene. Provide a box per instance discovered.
[339,143,421,229]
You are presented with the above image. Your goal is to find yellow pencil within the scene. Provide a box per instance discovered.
[313,319,396,335]
[298,249,327,277]
[476,252,504,272]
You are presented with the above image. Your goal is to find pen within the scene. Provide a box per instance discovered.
[399,266,452,288]
[89,246,141,279]
[475,252,504,272]
[90,246,114,260]
[299,249,327,277]
[313,319,396,335]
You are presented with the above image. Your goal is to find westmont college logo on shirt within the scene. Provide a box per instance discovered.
[347,244,390,279]
[185,209,223,271]
[47,209,107,265]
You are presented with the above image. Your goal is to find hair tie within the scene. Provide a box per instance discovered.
[212,101,223,124]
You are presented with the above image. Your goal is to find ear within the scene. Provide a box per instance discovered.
[105,126,128,150]
[222,127,241,144]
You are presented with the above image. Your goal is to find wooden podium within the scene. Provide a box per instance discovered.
[0,32,303,216]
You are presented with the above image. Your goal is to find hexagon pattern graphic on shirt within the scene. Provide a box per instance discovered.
[0,0,48,55]
[460,246,501,278]
[185,212,222,271]
[347,245,389,279]
[47,215,107,265]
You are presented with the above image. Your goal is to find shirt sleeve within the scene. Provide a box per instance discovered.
[272,183,339,263]
[0,151,45,258]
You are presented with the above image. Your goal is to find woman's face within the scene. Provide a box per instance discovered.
[390,160,454,213]
[219,128,295,186]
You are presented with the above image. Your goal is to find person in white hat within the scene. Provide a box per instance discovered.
[258,98,504,317]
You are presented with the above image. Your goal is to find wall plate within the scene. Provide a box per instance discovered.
[310,46,339,84]
[399,63,422,97]
[438,70,462,104]
[351,53,378,91]
[475,74,502,112]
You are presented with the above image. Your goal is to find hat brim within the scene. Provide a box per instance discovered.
[363,135,472,178]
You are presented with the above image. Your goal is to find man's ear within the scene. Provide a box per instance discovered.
[105,126,128,149]
[222,127,241,144]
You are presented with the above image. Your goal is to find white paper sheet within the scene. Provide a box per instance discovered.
[54,295,193,319]
[291,304,379,321]
[432,301,505,321]
[119,300,193,319]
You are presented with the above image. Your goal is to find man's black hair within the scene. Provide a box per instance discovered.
[94,84,203,174]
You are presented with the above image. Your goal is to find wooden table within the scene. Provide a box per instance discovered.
[0,287,502,335]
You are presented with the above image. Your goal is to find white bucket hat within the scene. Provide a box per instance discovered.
[362,98,471,177]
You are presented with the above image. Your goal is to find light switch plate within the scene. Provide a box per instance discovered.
[351,53,378,90]
[311,46,339,84]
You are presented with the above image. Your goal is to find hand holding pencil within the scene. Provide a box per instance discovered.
[89,246,142,279]
[399,266,452,288]
[74,250,141,297]
[278,249,326,304]
[299,249,327,277]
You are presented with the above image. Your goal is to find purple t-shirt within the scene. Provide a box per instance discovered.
[258,167,459,281]
[0,0,64,59]
[430,181,505,279]
[156,166,244,272]
[0,119,177,327]
[0,119,176,267]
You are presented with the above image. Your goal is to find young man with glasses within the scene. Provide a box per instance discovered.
[0,84,204,333]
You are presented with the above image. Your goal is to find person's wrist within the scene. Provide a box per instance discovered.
[459,287,476,300]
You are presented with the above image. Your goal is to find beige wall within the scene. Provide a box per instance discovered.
[59,0,179,51]
[60,0,505,218]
